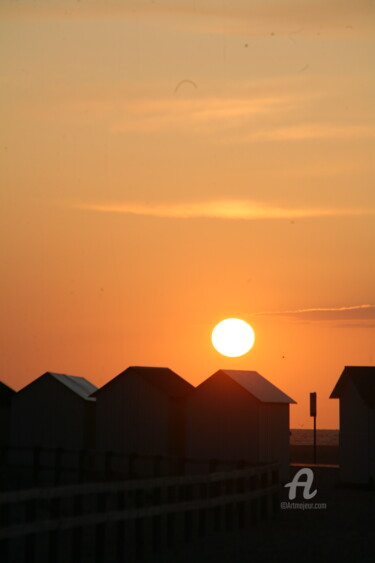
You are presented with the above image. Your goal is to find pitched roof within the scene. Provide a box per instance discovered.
[93,366,193,398]
[18,372,97,401]
[330,366,375,407]
[48,373,97,401]
[0,381,16,406]
[216,370,296,404]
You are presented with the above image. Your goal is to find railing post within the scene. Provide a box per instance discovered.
[32,447,40,486]
[104,451,113,480]
[0,492,10,563]
[237,459,246,470]
[153,455,162,477]
[54,447,63,486]
[128,453,137,479]
[209,458,217,473]
[178,456,185,476]
[0,446,7,469]
[78,449,86,483]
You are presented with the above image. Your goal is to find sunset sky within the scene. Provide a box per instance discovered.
[1,0,374,428]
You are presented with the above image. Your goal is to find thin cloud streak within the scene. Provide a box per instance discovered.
[110,96,293,135]
[252,304,375,322]
[2,0,373,39]
[108,96,374,143]
[332,322,375,329]
[75,200,375,221]
[243,124,375,143]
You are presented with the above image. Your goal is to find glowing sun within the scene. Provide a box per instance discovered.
[212,318,255,357]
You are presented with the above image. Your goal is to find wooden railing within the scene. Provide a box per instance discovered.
[0,446,269,489]
[0,463,280,562]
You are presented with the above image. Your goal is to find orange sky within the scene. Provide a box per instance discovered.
[1,0,375,428]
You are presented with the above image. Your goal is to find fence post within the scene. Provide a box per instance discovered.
[32,447,41,486]
[153,455,162,477]
[0,446,7,469]
[178,456,185,476]
[54,447,63,486]
[104,451,113,480]
[128,453,137,479]
[237,459,246,470]
[77,449,85,483]
[209,458,217,473]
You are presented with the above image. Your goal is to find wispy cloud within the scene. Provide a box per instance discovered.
[74,200,375,220]
[240,124,375,143]
[333,322,375,329]
[110,95,293,135]
[108,94,374,143]
[2,0,373,39]
[21,90,375,145]
[252,304,375,323]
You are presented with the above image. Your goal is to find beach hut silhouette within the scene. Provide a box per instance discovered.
[0,381,15,448]
[186,369,296,482]
[330,366,375,486]
[10,372,97,450]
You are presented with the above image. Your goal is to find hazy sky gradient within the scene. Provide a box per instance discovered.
[1,0,374,427]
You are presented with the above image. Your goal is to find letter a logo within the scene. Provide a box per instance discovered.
[284,468,317,500]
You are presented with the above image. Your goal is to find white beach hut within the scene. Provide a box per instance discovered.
[186,369,296,481]
[11,372,97,450]
[330,366,375,486]
[93,366,193,458]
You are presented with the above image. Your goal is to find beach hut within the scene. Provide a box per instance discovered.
[11,372,97,450]
[0,381,16,447]
[186,369,296,481]
[93,366,193,458]
[330,366,375,486]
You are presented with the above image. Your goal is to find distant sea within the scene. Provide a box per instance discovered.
[290,429,339,446]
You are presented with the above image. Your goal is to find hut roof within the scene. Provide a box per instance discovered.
[330,366,375,407]
[209,369,296,404]
[17,372,97,402]
[92,366,193,399]
[48,372,97,401]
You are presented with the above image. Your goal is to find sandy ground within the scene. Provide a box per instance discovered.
[290,445,339,465]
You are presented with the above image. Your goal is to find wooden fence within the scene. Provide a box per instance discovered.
[0,446,267,489]
[0,463,280,562]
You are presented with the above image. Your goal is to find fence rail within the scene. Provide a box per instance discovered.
[0,463,280,562]
[0,445,267,488]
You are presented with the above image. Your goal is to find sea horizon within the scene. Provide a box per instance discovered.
[290,428,339,446]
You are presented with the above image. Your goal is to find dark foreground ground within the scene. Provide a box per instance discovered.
[290,445,339,465]
[159,466,374,563]
[1,451,373,562]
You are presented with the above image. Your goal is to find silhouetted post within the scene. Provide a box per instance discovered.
[78,449,85,483]
[310,392,317,464]
[153,455,162,477]
[178,456,185,476]
[104,451,113,480]
[128,453,137,478]
[32,447,40,486]
[54,447,63,486]
[237,459,246,470]
[209,458,218,473]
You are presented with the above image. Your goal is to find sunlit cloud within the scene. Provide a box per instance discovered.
[74,200,375,220]
[110,96,294,134]
[252,304,375,322]
[19,90,375,145]
[106,92,374,142]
